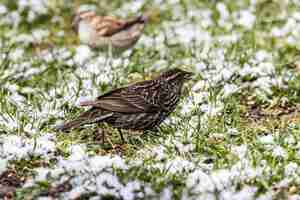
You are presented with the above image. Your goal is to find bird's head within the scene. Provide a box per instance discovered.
[71,10,96,33]
[160,68,194,83]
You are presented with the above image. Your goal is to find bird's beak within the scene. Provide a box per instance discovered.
[184,72,194,80]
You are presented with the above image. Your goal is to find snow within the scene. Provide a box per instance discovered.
[0,0,300,199]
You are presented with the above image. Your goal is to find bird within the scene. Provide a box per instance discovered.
[71,10,149,54]
[55,68,193,136]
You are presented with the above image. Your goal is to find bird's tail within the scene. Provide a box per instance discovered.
[54,109,112,132]
[124,13,150,28]
[54,118,85,132]
[139,9,160,23]
[138,13,149,23]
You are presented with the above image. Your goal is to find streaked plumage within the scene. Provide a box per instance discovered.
[71,10,148,51]
[55,68,193,132]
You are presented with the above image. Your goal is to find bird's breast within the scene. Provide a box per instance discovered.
[78,21,95,44]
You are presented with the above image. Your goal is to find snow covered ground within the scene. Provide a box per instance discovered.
[1,0,300,199]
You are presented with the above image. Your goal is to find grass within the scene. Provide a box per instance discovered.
[0,0,300,199]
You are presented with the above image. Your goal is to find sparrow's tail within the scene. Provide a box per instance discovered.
[138,13,150,23]
[124,14,149,28]
[139,10,160,24]
[54,118,85,132]
[54,109,113,132]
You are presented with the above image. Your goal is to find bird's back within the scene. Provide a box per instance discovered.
[93,79,172,130]
[56,68,190,132]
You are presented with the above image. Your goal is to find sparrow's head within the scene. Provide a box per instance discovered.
[71,10,96,33]
[160,68,194,83]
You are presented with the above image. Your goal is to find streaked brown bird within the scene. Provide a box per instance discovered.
[71,10,149,53]
[55,68,193,134]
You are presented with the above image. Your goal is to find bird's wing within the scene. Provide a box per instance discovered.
[95,16,143,37]
[80,85,160,113]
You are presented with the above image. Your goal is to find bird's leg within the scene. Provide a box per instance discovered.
[98,128,105,145]
[118,129,126,144]
[101,124,115,149]
[106,134,115,149]
[102,130,105,145]
[109,43,113,61]
[103,45,110,68]
[104,50,109,68]
[94,126,105,145]
[106,43,113,68]
[128,49,136,60]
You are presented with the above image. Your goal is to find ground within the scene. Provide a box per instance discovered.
[0,0,300,199]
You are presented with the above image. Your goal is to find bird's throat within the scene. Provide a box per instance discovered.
[78,22,95,44]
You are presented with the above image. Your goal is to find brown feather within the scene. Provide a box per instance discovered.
[96,16,143,37]
[73,10,148,50]
[56,68,193,132]
[80,89,160,113]
[55,108,112,131]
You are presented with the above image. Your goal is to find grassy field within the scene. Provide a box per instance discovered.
[1,0,300,199]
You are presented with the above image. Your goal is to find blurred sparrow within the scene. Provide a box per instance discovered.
[71,10,149,53]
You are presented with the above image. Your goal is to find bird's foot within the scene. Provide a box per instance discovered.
[118,129,126,144]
